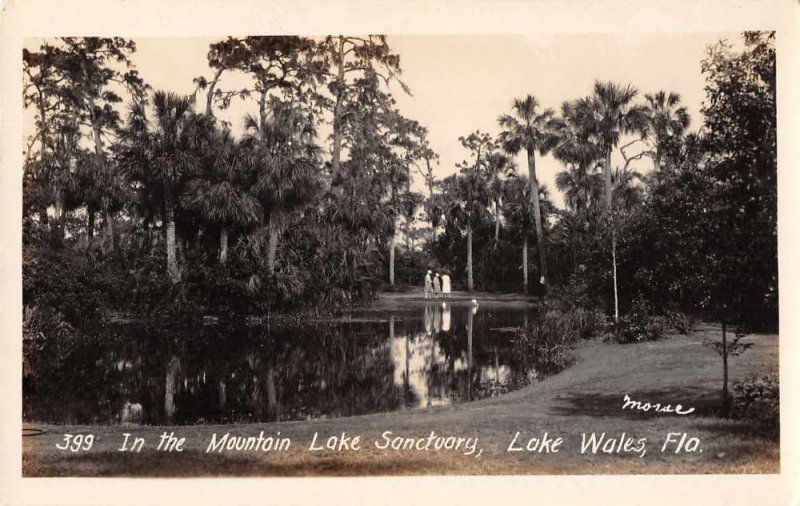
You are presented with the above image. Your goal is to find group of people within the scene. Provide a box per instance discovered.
[424,270,451,299]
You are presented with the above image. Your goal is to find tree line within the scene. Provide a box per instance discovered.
[23,36,432,315]
[22,33,777,333]
[427,32,776,334]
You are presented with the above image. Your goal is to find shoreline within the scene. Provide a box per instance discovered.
[98,289,540,325]
[372,290,540,309]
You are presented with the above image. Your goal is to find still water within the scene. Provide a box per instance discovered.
[23,302,537,425]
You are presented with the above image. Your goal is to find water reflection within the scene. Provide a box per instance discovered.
[23,302,535,426]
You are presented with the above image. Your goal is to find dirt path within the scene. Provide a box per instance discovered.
[22,326,778,476]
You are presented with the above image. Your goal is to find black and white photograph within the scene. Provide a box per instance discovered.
[2,0,798,504]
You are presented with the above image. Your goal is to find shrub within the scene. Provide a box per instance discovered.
[23,304,80,382]
[730,374,779,436]
[511,315,577,376]
[23,246,120,325]
[613,296,658,343]
[549,274,605,312]
[611,296,694,343]
[665,310,695,334]
[571,307,609,339]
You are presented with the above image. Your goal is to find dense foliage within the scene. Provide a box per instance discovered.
[23,36,427,321]
[23,33,776,340]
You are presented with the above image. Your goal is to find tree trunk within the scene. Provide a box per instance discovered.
[87,206,95,239]
[389,233,395,286]
[612,229,619,322]
[39,206,49,228]
[722,321,729,411]
[164,356,180,421]
[205,68,223,117]
[89,108,115,252]
[176,234,185,264]
[523,235,529,294]
[266,365,278,420]
[219,226,228,265]
[164,186,181,284]
[267,217,279,275]
[218,379,227,410]
[604,147,619,322]
[603,147,613,210]
[494,197,500,246]
[331,36,346,177]
[427,167,437,246]
[105,210,115,250]
[258,91,268,133]
[467,222,474,292]
[527,148,548,292]
[53,191,65,244]
[251,377,264,419]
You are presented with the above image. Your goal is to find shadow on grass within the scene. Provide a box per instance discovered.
[548,387,720,419]
[548,388,780,443]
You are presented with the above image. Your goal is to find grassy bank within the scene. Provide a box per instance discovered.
[22,325,778,476]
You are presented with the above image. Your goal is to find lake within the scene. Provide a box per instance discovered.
[23,301,538,425]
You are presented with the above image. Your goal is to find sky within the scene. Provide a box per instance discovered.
[29,32,742,207]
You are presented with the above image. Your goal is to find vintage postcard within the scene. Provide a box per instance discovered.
[2,0,798,505]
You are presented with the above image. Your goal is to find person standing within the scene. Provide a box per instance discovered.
[424,270,433,299]
[441,272,451,299]
[433,272,441,298]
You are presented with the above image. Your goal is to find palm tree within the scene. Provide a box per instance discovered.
[121,91,214,283]
[77,154,132,247]
[442,168,488,292]
[484,152,516,246]
[424,192,445,244]
[503,175,533,292]
[385,157,408,287]
[43,126,82,244]
[612,166,644,210]
[182,131,262,264]
[571,81,649,320]
[415,142,441,245]
[553,100,605,213]
[498,95,559,292]
[586,81,649,213]
[554,166,603,212]
[241,100,322,275]
[503,176,557,293]
[643,91,690,171]
[399,189,424,251]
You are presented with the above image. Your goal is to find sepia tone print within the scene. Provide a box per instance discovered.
[21,33,777,477]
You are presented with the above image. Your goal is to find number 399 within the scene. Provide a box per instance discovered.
[55,434,94,452]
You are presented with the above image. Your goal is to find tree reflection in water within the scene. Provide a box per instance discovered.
[24,304,535,425]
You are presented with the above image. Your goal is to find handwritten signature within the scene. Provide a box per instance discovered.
[622,394,695,415]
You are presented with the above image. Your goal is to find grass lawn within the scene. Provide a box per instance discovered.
[22,324,778,477]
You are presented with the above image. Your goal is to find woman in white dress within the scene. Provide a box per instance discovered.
[441,273,451,299]
[424,270,433,299]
